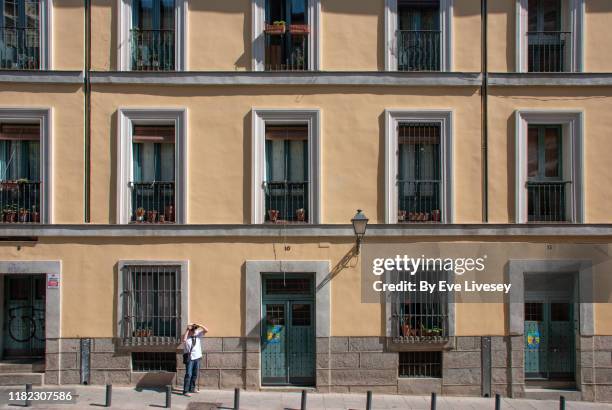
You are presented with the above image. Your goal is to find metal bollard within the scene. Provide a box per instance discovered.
[560,396,566,410]
[495,393,501,410]
[234,388,240,410]
[430,392,437,410]
[25,383,32,407]
[366,390,372,410]
[165,385,172,408]
[105,384,112,407]
[300,389,307,410]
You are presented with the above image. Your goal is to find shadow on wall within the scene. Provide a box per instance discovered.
[91,0,118,70]
[188,0,251,70]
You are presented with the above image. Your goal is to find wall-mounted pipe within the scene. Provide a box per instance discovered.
[84,0,91,222]
[481,0,489,222]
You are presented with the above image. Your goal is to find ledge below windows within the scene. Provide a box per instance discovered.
[0,223,610,238]
[0,71,83,84]
[488,72,612,87]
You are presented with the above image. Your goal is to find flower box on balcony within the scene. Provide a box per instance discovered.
[289,24,310,35]
[265,22,286,35]
[0,181,18,191]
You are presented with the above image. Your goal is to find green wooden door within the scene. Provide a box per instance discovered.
[3,275,45,358]
[261,275,315,386]
[525,302,574,380]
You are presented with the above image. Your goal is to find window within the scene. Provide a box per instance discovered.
[132,352,176,372]
[391,269,449,342]
[252,0,319,71]
[264,124,308,223]
[252,109,320,224]
[516,0,583,72]
[399,351,442,378]
[117,109,186,224]
[526,125,569,222]
[131,125,175,224]
[515,111,583,223]
[1,0,40,69]
[385,110,452,224]
[397,123,442,223]
[119,0,186,71]
[525,302,543,321]
[121,265,181,346]
[386,0,451,71]
[397,0,440,71]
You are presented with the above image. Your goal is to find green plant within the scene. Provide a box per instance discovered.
[273,20,286,26]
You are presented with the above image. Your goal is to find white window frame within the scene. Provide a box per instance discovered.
[515,110,584,223]
[515,0,584,72]
[117,0,188,71]
[40,0,52,69]
[385,110,453,224]
[251,0,321,71]
[384,0,452,72]
[117,108,187,224]
[251,109,321,224]
[0,108,52,223]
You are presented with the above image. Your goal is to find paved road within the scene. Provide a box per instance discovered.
[0,386,610,409]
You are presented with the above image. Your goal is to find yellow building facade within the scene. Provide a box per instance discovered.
[0,0,611,402]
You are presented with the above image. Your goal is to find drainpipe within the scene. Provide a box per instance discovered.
[84,0,91,222]
[481,0,489,223]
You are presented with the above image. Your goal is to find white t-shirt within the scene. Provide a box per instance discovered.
[184,331,204,361]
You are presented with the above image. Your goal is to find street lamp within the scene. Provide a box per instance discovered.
[351,209,369,254]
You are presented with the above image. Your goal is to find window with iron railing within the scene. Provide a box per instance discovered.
[264,124,309,224]
[397,0,440,71]
[397,123,442,223]
[399,351,442,378]
[527,125,570,222]
[1,0,40,69]
[131,0,175,71]
[132,352,177,372]
[391,269,449,343]
[527,0,571,72]
[121,265,181,346]
[0,123,41,223]
[130,125,175,224]
[264,0,309,71]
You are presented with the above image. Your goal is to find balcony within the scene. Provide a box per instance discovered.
[264,25,308,71]
[0,27,40,70]
[264,181,308,223]
[398,180,442,223]
[397,30,441,72]
[527,31,571,72]
[0,180,41,223]
[527,180,571,222]
[130,181,175,224]
[130,29,175,71]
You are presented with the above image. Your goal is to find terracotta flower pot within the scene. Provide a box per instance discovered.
[164,205,175,222]
[4,211,16,223]
[146,210,157,223]
[19,210,29,223]
[289,24,310,35]
[31,211,40,223]
[431,209,441,222]
[265,23,286,35]
[398,210,407,222]
[296,208,306,222]
[268,209,279,222]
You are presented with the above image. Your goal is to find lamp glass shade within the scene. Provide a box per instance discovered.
[351,210,369,236]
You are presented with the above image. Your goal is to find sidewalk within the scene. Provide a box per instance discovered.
[0,386,610,410]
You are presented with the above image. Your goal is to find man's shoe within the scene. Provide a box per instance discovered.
[184,392,191,397]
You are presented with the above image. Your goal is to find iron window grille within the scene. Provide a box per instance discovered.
[397,123,442,223]
[132,352,177,372]
[130,0,175,71]
[399,351,442,378]
[121,265,181,347]
[526,0,571,73]
[0,0,41,70]
[391,269,449,343]
[397,0,441,71]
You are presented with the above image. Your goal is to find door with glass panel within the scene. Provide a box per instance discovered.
[527,0,568,72]
[0,0,40,69]
[397,0,440,71]
[527,125,568,222]
[264,124,308,223]
[131,0,175,71]
[265,0,308,70]
[131,125,175,224]
[261,275,315,386]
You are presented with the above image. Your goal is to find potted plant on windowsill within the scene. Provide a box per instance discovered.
[135,207,145,222]
[146,210,158,223]
[267,209,280,222]
[3,205,17,223]
[296,208,306,222]
[398,210,407,222]
[431,209,441,222]
[0,180,18,191]
[289,24,310,35]
[18,208,29,223]
[31,206,40,223]
[164,204,174,222]
[265,20,286,35]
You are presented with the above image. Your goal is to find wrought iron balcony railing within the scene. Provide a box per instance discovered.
[398,180,442,223]
[0,27,40,70]
[130,181,175,224]
[264,181,309,223]
[527,180,571,222]
[0,180,41,223]
[265,32,307,71]
[130,29,175,71]
[527,31,572,72]
[397,30,441,71]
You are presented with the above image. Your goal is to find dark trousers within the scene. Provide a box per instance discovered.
[183,357,201,393]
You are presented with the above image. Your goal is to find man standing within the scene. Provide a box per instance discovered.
[182,323,208,396]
